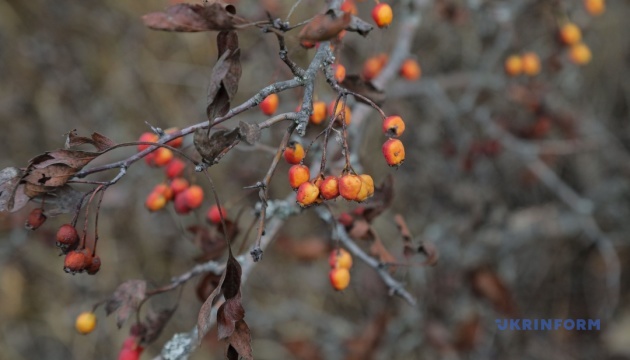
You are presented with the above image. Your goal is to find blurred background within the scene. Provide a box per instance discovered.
[1,0,630,359]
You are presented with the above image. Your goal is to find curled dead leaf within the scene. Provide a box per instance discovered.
[299,10,351,42]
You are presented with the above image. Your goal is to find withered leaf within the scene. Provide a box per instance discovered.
[193,127,241,166]
[197,268,227,341]
[329,9,373,36]
[341,75,386,106]
[105,280,147,328]
[142,3,242,32]
[66,129,115,152]
[299,10,351,42]
[454,314,482,352]
[23,149,99,188]
[207,31,241,121]
[228,320,252,360]
[0,167,28,212]
[39,185,84,217]
[217,292,244,339]
[361,174,394,223]
[418,241,439,266]
[238,122,261,145]
[141,307,177,345]
[196,272,223,302]
[188,225,228,262]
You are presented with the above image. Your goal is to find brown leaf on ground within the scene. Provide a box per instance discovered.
[105,280,147,328]
[142,3,242,32]
[299,10,351,42]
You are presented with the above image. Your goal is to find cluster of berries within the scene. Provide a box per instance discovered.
[558,22,591,66]
[504,52,541,77]
[363,53,421,82]
[138,131,230,224]
[328,248,353,291]
[55,224,101,275]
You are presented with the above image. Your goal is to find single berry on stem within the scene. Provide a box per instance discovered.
[382,138,405,167]
[372,3,393,28]
[260,93,279,116]
[283,141,305,165]
[25,208,47,230]
[75,311,97,335]
[289,164,310,189]
[296,181,320,207]
[329,267,351,291]
[382,115,406,137]
[338,174,362,201]
[319,176,340,200]
[329,248,353,269]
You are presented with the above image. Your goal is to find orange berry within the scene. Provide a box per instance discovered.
[145,192,167,212]
[504,55,523,76]
[75,312,97,335]
[310,101,327,125]
[64,250,89,274]
[329,248,353,269]
[382,115,405,137]
[170,177,189,195]
[362,54,388,81]
[260,93,279,115]
[25,208,47,230]
[328,101,352,125]
[319,176,340,200]
[329,267,351,291]
[521,52,541,76]
[355,174,374,202]
[382,138,405,167]
[165,158,186,179]
[289,164,310,189]
[153,183,174,201]
[399,59,421,80]
[341,0,358,15]
[152,147,174,167]
[207,205,228,224]
[559,23,582,46]
[333,63,346,83]
[165,127,183,148]
[372,3,393,28]
[300,40,316,49]
[569,43,592,65]
[137,132,159,152]
[283,141,305,165]
[338,174,362,200]
[296,181,320,207]
[584,0,605,16]
[183,185,204,209]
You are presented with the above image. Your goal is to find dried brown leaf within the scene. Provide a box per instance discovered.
[142,3,242,32]
[197,269,227,341]
[238,121,261,145]
[454,314,481,352]
[217,292,244,339]
[229,320,253,360]
[141,307,177,345]
[329,10,373,36]
[0,167,28,212]
[105,280,147,328]
[196,272,223,302]
[299,10,351,42]
[65,130,115,152]
[207,31,241,121]
[193,127,241,166]
[188,225,228,262]
[39,185,84,217]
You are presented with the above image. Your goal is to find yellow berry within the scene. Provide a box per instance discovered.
[75,312,97,335]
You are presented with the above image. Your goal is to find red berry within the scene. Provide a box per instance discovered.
[64,250,89,274]
[283,141,305,165]
[174,192,192,215]
[137,132,158,152]
[165,158,186,179]
[372,3,393,28]
[206,205,228,224]
[183,185,204,209]
[56,224,79,252]
[25,208,47,230]
[87,255,101,275]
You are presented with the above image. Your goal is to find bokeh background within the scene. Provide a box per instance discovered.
[1,0,630,359]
